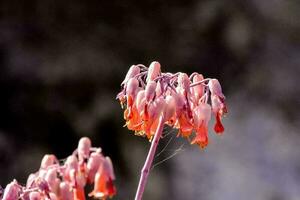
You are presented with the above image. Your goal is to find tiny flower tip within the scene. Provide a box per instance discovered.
[214,124,224,134]
[191,138,208,149]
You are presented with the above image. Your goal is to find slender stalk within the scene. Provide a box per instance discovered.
[134,115,165,200]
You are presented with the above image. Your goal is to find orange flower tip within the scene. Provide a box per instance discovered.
[199,143,208,149]
[214,123,224,134]
[191,140,208,149]
[107,179,117,196]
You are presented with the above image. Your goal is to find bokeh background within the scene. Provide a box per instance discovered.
[0,0,299,199]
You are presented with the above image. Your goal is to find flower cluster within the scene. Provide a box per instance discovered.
[117,61,227,148]
[1,137,116,200]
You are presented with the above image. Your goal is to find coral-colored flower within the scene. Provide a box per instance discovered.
[89,157,116,199]
[117,61,228,148]
[211,94,226,134]
[192,103,211,148]
[2,137,116,200]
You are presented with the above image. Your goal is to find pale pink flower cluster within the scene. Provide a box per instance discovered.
[1,137,116,200]
[117,61,227,148]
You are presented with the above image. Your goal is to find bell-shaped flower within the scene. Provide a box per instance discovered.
[173,92,193,137]
[192,103,211,148]
[125,78,139,108]
[87,152,105,183]
[63,155,79,182]
[211,95,225,134]
[78,137,91,161]
[142,96,165,139]
[89,157,116,199]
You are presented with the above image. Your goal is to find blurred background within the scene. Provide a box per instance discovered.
[0,0,299,199]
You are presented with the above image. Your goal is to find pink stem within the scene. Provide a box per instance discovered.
[134,115,165,200]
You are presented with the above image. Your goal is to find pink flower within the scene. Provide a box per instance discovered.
[2,180,20,200]
[89,157,116,199]
[117,61,228,148]
[2,137,116,200]
[192,103,211,148]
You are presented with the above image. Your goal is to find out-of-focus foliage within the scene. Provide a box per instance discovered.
[0,0,299,199]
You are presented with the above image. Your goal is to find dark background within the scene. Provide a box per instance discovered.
[0,0,299,199]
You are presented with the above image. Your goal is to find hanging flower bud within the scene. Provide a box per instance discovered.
[121,65,140,86]
[146,61,161,83]
[26,173,37,188]
[208,79,225,100]
[126,78,139,108]
[78,137,91,161]
[87,152,105,183]
[145,81,157,102]
[164,95,176,124]
[45,168,60,194]
[2,180,20,200]
[211,95,225,134]
[147,96,165,120]
[64,155,79,182]
[40,154,58,169]
[177,73,190,96]
[192,103,211,148]
[89,157,116,199]
[140,96,165,138]
[104,157,116,181]
[192,73,204,104]
[136,90,146,113]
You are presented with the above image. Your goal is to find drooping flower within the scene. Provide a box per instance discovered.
[192,103,211,148]
[117,61,228,148]
[1,137,116,200]
[89,157,116,199]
